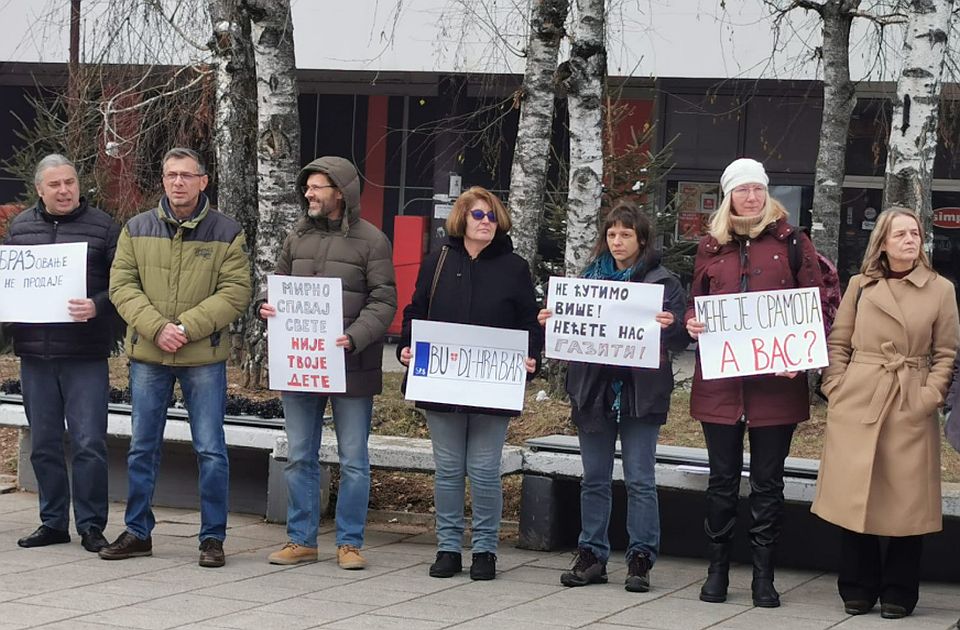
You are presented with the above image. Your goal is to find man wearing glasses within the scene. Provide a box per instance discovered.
[257,156,396,569]
[101,147,251,568]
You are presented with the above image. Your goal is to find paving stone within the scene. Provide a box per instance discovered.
[321,614,447,630]
[602,596,751,629]
[0,602,82,628]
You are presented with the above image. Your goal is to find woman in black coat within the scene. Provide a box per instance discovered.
[398,186,543,581]
[540,200,688,593]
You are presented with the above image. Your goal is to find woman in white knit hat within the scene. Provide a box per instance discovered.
[684,158,823,608]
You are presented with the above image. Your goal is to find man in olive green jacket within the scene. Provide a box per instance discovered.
[258,156,396,569]
[101,148,251,568]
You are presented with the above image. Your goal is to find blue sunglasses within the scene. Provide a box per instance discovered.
[469,209,497,222]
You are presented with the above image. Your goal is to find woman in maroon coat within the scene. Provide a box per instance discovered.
[685,158,822,608]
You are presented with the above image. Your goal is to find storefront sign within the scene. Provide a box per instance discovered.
[676,182,720,242]
[694,287,828,380]
[933,207,960,229]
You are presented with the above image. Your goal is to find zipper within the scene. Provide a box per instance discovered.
[738,238,749,423]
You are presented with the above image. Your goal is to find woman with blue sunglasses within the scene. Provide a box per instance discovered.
[398,186,543,581]
[539,199,688,592]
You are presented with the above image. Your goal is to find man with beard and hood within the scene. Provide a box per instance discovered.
[258,156,396,570]
[4,154,120,553]
[102,147,251,569]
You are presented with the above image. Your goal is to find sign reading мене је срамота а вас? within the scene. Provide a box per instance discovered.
[545,277,664,369]
[695,287,828,380]
[406,320,529,412]
[0,242,88,323]
[267,275,346,393]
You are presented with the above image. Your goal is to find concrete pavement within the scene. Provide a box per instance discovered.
[0,491,957,629]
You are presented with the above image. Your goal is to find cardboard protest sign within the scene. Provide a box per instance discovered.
[694,287,828,380]
[406,320,529,412]
[267,275,346,393]
[0,242,87,323]
[545,277,663,368]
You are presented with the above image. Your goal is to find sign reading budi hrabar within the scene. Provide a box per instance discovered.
[267,275,346,393]
[545,277,663,368]
[406,320,529,412]
[694,287,828,380]
[0,242,87,323]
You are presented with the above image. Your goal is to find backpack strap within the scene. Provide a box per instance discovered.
[787,227,802,281]
[427,245,449,319]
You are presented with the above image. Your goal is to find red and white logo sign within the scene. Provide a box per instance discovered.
[933,207,960,229]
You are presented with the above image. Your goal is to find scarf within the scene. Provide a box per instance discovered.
[581,251,645,421]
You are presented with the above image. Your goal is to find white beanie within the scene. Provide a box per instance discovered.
[720,158,768,196]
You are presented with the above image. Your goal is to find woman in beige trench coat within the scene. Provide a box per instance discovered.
[812,207,959,620]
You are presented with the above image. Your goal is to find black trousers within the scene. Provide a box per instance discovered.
[838,528,923,613]
[700,421,795,546]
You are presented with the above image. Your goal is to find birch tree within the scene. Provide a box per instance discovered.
[562,0,605,276]
[883,0,954,244]
[207,0,259,373]
[508,0,570,267]
[241,0,301,387]
[768,1,862,263]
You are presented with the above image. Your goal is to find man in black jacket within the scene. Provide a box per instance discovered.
[3,154,120,552]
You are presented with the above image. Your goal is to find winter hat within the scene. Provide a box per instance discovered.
[720,158,769,196]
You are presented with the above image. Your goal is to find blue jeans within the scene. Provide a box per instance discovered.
[20,356,109,534]
[578,419,661,564]
[425,410,510,554]
[125,360,228,542]
[281,393,372,547]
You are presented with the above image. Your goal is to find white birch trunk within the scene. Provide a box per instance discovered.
[884,0,954,247]
[563,0,604,277]
[207,0,258,373]
[809,0,860,265]
[508,0,570,269]
[247,0,301,387]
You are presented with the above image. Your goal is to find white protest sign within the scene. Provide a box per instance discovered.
[406,320,529,412]
[694,287,827,380]
[267,275,346,393]
[0,242,88,323]
[545,277,664,368]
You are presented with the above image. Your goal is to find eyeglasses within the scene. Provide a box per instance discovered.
[301,184,336,194]
[469,209,497,222]
[163,172,204,182]
[731,185,766,198]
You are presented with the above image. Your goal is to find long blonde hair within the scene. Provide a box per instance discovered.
[860,206,931,278]
[707,193,788,244]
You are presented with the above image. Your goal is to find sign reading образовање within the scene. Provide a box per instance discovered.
[0,242,88,323]
[266,274,346,393]
[545,277,664,369]
[405,320,529,412]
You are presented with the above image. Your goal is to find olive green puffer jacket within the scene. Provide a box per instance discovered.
[110,195,251,366]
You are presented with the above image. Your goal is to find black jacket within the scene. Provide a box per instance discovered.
[565,254,689,431]
[399,234,544,416]
[4,199,121,359]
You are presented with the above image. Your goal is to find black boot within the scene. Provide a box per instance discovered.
[751,545,780,608]
[700,541,731,603]
[699,518,735,604]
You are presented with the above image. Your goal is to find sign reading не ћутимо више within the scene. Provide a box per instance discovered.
[267,274,346,393]
[545,277,663,369]
[0,242,87,323]
[406,319,529,412]
[694,287,828,380]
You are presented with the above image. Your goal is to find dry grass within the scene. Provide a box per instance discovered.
[3,355,959,522]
